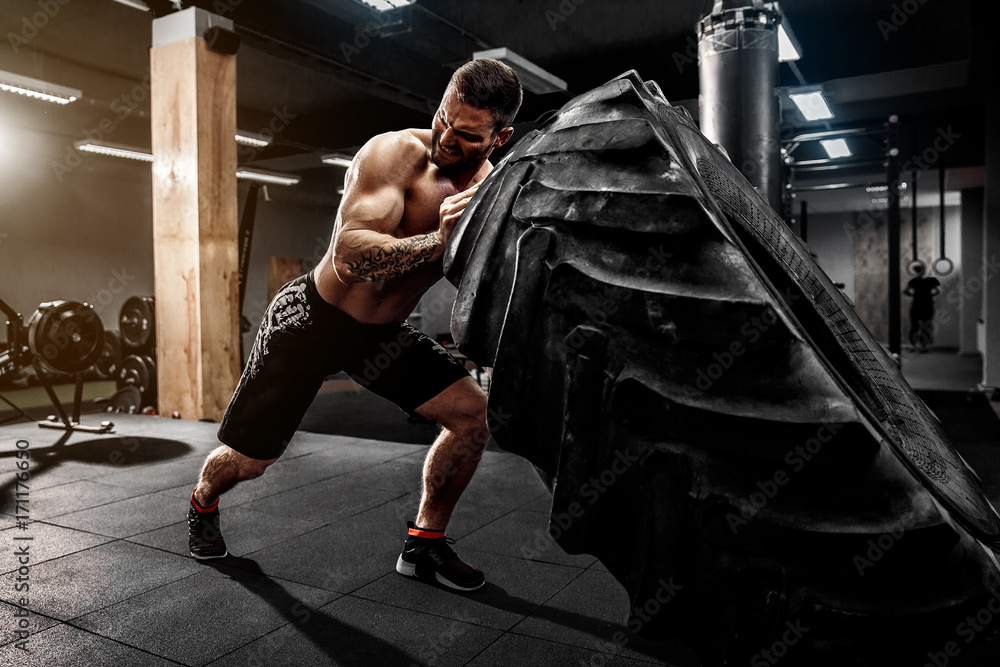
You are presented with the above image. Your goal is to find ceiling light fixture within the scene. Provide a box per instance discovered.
[777,24,800,62]
[789,90,834,121]
[357,0,414,11]
[236,168,300,186]
[472,47,567,95]
[110,0,150,10]
[322,153,354,168]
[236,131,270,147]
[75,140,153,162]
[820,139,852,159]
[0,70,81,105]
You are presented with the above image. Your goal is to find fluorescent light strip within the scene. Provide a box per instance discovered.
[789,91,833,121]
[473,47,567,95]
[76,141,153,162]
[111,0,150,10]
[236,169,300,186]
[358,0,414,11]
[322,154,354,168]
[235,132,270,148]
[0,70,81,105]
[777,24,800,62]
[820,139,852,159]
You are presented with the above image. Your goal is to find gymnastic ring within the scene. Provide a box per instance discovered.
[932,257,954,277]
[906,259,926,276]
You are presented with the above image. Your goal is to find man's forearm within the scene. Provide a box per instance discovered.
[340,231,443,282]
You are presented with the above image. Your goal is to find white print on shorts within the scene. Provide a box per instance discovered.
[247,282,311,378]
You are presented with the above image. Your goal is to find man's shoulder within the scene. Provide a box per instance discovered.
[354,130,431,183]
[363,130,430,162]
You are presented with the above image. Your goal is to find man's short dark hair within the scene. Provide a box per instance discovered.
[448,58,523,132]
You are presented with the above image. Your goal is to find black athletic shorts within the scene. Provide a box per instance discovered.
[217,272,470,460]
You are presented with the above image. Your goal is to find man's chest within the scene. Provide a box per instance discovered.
[397,178,460,237]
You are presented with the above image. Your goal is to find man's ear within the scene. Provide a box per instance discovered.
[495,126,514,147]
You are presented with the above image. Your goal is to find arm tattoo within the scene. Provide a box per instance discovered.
[345,233,439,281]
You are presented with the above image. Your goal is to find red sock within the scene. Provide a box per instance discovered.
[190,489,219,513]
[408,525,445,539]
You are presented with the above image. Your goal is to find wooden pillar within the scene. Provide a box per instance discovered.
[150,8,239,420]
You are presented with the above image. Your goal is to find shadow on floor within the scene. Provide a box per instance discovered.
[0,433,192,513]
[212,557,422,665]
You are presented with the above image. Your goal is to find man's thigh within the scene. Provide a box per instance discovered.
[344,322,473,415]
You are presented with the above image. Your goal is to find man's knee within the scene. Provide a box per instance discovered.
[214,444,276,480]
[441,392,488,438]
[238,457,275,480]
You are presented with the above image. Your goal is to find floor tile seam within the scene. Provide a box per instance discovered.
[0,541,122,576]
[15,486,168,521]
[451,503,532,544]
[44,617,191,665]
[0,539,206,616]
[503,567,591,637]
[339,584,522,632]
[0,598,68,626]
[208,558,353,595]
[202,453,427,508]
[459,545,592,571]
[197,620,301,667]
[54,566,213,628]
[457,633,506,666]
[0,533,134,577]
[503,626,643,662]
[229,490,419,545]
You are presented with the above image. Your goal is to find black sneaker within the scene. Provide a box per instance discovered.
[188,501,228,560]
[396,522,485,591]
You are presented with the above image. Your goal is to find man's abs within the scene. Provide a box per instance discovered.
[312,253,442,324]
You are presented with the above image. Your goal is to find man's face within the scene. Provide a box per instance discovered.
[430,89,504,171]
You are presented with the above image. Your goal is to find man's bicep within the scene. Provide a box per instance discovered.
[339,180,406,236]
[339,133,416,235]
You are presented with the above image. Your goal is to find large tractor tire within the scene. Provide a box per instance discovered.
[445,71,1000,665]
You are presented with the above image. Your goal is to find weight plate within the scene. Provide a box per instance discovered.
[105,385,141,414]
[94,330,122,380]
[27,300,105,374]
[120,296,155,350]
[139,354,157,407]
[117,354,151,396]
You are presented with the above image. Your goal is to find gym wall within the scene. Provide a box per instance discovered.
[0,125,336,362]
